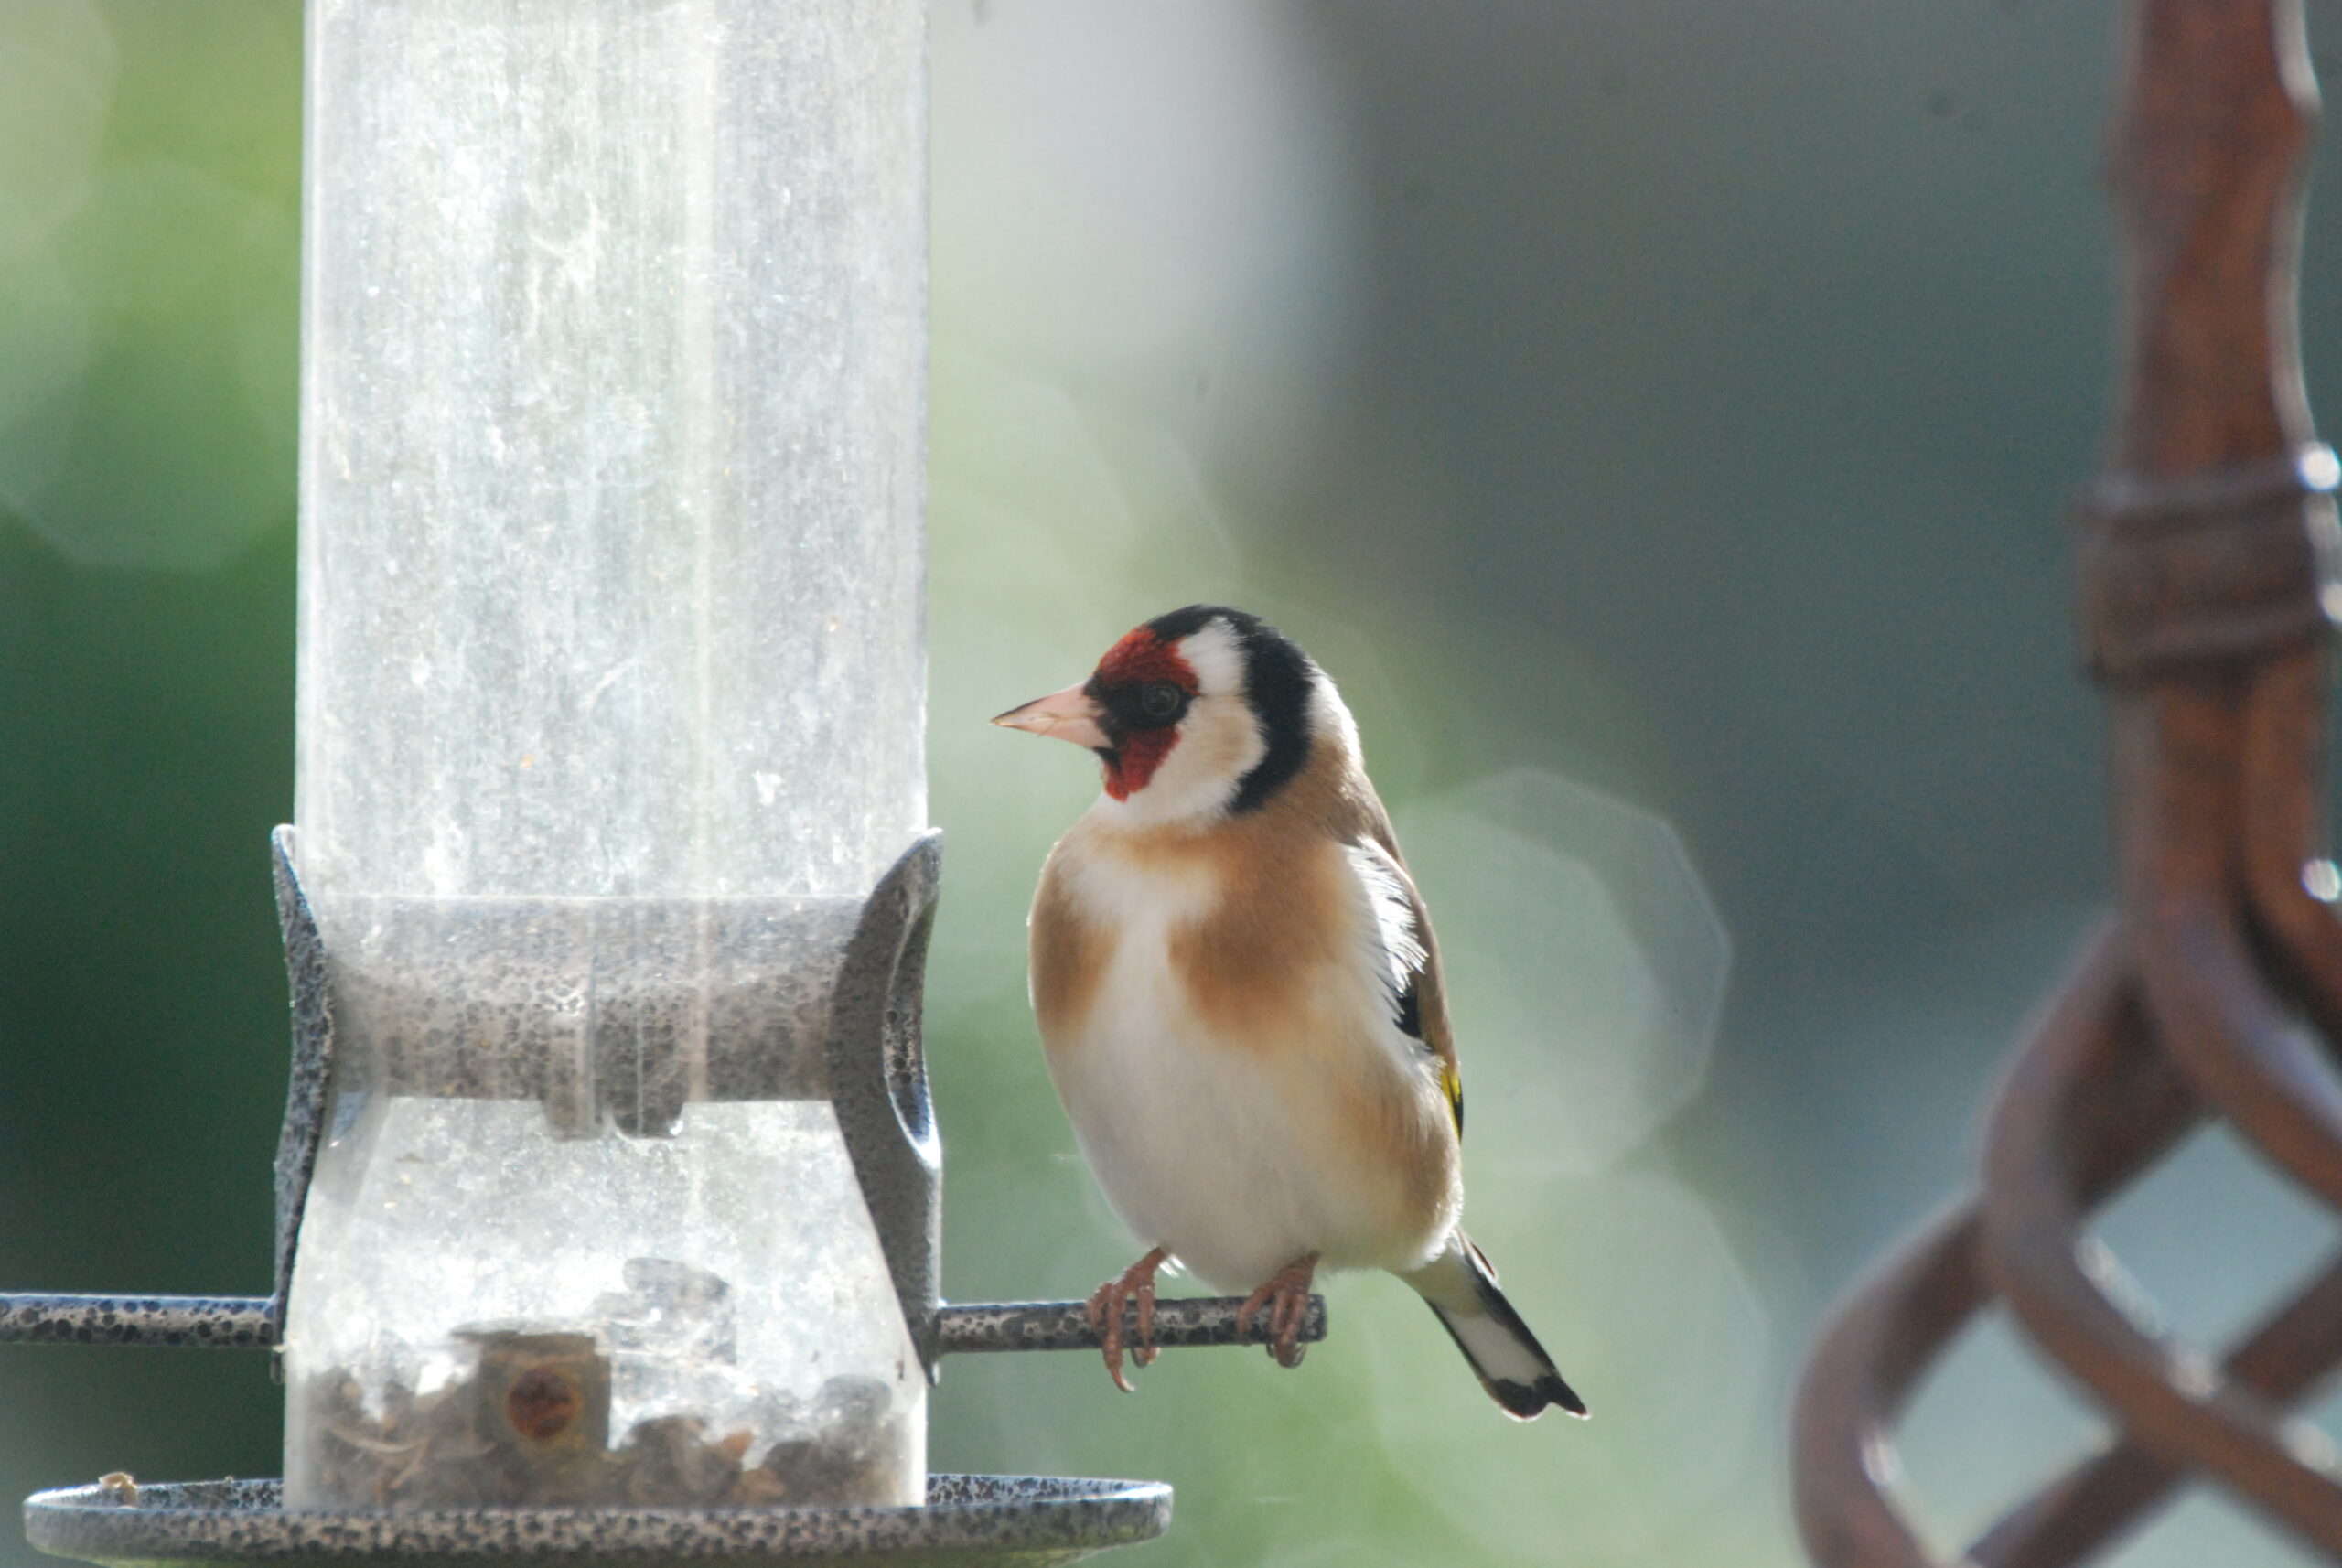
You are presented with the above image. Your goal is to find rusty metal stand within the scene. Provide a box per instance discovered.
[1791,2,2342,1563]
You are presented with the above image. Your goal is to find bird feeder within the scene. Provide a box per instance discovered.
[4,4,1317,1564]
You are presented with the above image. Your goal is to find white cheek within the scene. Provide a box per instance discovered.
[1090,700,1263,830]
[1180,699,1267,794]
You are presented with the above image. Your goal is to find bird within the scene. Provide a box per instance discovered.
[992,605,1587,1421]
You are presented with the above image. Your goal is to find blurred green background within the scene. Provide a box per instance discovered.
[6,2,2342,1564]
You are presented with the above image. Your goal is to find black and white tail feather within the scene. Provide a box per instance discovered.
[1408,1235,1588,1421]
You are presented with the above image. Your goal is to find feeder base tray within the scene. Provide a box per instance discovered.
[25,1476,1169,1568]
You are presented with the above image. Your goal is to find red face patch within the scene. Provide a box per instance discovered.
[1091,628,1201,800]
[1094,627,1200,693]
[1103,728,1177,800]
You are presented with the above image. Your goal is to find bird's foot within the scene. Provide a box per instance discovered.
[1085,1247,1170,1392]
[1237,1253,1320,1369]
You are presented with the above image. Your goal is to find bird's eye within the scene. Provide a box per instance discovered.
[1139,682,1183,721]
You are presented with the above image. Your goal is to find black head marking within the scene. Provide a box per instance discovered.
[1144,604,1316,814]
[1086,675,1194,742]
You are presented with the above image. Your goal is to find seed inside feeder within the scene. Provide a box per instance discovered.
[298,1322,906,1509]
[282,1093,924,1511]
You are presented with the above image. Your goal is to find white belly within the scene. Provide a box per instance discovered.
[1047,917,1454,1292]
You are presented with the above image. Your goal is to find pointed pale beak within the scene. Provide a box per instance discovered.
[992,682,1111,750]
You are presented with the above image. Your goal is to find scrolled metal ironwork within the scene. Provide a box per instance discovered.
[1792,1,2342,1563]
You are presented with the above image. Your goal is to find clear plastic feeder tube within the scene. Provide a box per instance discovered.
[296,0,925,900]
[283,0,928,1511]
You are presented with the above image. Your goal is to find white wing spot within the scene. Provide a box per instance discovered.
[1347,843,1426,1015]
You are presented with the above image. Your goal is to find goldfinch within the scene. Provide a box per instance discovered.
[993,606,1588,1421]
